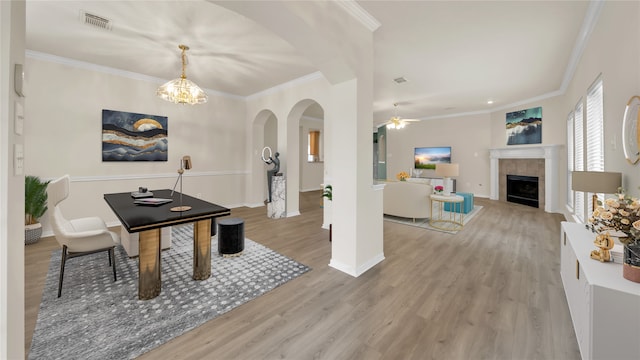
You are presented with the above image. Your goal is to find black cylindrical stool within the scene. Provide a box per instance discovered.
[218,218,245,256]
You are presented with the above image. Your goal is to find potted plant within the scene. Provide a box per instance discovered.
[25,175,50,245]
[322,184,332,201]
[322,185,332,241]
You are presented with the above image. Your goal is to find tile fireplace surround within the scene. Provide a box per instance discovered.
[489,144,561,213]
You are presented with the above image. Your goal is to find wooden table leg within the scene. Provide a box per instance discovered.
[193,219,212,280]
[138,228,161,300]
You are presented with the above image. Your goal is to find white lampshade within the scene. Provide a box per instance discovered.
[571,171,622,211]
[571,171,621,194]
[435,163,459,177]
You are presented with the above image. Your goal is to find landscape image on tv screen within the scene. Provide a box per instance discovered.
[414,146,451,170]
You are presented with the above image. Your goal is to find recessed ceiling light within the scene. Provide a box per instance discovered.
[487,100,494,104]
[393,77,408,84]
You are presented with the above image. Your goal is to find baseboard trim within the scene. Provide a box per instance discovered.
[355,253,385,276]
[329,252,385,277]
[328,259,357,277]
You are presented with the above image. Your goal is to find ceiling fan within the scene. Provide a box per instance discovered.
[383,103,420,129]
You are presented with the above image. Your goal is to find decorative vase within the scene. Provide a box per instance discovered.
[25,223,43,245]
[622,241,640,283]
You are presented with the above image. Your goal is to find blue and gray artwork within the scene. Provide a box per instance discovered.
[506,107,542,145]
[102,109,168,161]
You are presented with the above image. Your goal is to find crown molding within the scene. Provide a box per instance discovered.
[489,89,564,114]
[559,0,605,93]
[334,0,381,32]
[25,50,244,100]
[376,0,603,125]
[27,48,325,103]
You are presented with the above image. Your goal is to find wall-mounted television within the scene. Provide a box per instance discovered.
[414,146,451,169]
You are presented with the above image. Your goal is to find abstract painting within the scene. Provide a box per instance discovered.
[102,109,168,161]
[506,106,542,145]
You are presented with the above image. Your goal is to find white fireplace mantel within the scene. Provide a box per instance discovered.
[489,144,562,213]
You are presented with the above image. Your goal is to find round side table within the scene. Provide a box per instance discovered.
[430,194,464,231]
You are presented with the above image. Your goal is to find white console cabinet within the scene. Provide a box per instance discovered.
[560,222,640,359]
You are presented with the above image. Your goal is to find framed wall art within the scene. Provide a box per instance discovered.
[414,146,452,170]
[506,106,542,145]
[102,109,168,161]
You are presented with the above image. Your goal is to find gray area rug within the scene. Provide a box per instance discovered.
[29,224,310,360]
[384,205,483,234]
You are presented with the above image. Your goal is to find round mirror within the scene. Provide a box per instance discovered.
[622,96,640,164]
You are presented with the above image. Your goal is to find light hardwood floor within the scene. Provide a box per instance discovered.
[25,191,580,359]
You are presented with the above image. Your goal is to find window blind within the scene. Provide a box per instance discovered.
[574,101,585,222]
[567,112,574,211]
[309,131,320,156]
[586,79,604,214]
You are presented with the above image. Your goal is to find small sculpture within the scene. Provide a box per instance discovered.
[590,232,615,262]
[261,147,281,203]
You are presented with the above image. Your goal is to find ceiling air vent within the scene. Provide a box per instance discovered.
[393,77,408,84]
[80,11,112,31]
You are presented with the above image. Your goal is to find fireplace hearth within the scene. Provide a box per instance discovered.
[507,175,539,208]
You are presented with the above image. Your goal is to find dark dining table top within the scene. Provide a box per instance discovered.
[104,189,231,233]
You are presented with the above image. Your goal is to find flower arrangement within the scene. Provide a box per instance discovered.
[589,188,640,245]
[396,171,409,181]
[434,185,444,194]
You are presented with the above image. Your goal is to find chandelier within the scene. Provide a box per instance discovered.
[156,45,208,105]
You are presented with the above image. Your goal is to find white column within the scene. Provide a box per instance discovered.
[489,150,500,200]
[544,145,559,212]
[328,78,384,277]
[1,1,26,358]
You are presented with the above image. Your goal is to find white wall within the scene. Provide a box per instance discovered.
[299,116,324,192]
[0,1,25,358]
[386,112,492,197]
[488,96,565,149]
[387,1,640,209]
[561,1,640,199]
[24,55,248,233]
[245,75,332,212]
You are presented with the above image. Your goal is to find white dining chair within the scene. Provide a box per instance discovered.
[47,175,120,297]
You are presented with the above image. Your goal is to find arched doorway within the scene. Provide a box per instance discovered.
[299,102,324,212]
[250,109,278,207]
[285,99,325,217]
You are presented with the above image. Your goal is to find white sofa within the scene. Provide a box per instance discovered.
[383,180,433,220]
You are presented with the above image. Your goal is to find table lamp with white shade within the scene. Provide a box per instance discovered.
[571,171,622,212]
[435,163,459,196]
